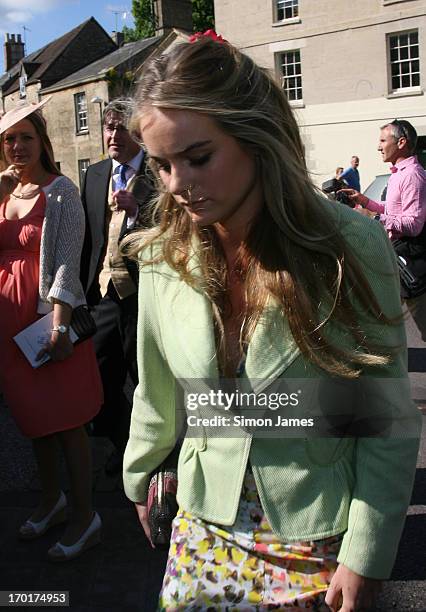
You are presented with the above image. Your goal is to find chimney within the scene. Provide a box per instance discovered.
[154,0,193,35]
[4,33,25,72]
[111,31,125,47]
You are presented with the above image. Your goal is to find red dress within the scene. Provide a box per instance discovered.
[0,190,102,438]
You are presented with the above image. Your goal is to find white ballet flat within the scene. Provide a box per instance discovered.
[47,512,102,562]
[19,491,67,540]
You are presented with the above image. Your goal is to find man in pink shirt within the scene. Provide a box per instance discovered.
[343,119,426,338]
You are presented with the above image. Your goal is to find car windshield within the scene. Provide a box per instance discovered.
[363,174,390,201]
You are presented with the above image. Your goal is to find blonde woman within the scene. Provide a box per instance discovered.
[123,34,420,610]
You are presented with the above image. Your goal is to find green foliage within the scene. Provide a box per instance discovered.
[122,25,140,43]
[123,0,215,43]
[192,0,215,32]
[123,0,156,42]
[105,67,136,97]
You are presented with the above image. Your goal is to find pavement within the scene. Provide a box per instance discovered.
[0,309,425,612]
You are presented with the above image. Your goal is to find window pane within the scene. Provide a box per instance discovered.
[401,74,410,87]
[400,46,409,60]
[75,93,88,132]
[389,30,421,92]
[276,0,298,21]
[279,49,302,102]
[410,45,419,59]
[390,48,399,62]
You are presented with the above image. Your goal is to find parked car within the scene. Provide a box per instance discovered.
[363,174,390,201]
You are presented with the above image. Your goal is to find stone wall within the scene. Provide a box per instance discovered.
[215,0,426,187]
[40,80,109,187]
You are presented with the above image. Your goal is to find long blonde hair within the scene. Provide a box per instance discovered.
[127,37,396,377]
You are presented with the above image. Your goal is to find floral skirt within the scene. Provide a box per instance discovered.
[158,470,343,611]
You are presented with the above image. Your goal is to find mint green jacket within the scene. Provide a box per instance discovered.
[123,204,420,579]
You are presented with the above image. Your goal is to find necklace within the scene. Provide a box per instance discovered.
[10,185,41,200]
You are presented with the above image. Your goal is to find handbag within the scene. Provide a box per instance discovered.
[70,305,97,343]
[393,235,426,299]
[147,445,180,549]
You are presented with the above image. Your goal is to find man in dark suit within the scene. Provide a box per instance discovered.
[80,98,153,473]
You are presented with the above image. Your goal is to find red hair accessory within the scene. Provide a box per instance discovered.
[189,29,226,43]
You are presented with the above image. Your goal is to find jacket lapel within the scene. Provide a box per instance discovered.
[244,304,300,391]
[118,164,154,239]
[155,259,300,384]
[155,260,219,381]
[88,160,111,244]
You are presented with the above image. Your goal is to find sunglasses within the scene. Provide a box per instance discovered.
[390,119,409,141]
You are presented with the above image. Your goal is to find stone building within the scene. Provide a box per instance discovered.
[39,35,166,187]
[1,18,117,109]
[214,0,426,188]
[0,18,118,184]
[0,0,192,186]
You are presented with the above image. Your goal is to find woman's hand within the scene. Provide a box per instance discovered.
[36,330,74,362]
[0,165,22,199]
[134,502,154,548]
[325,564,382,611]
[36,300,73,363]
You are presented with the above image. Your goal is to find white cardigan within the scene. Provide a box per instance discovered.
[37,175,86,313]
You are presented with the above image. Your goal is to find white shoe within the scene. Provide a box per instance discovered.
[47,512,102,562]
[19,491,67,540]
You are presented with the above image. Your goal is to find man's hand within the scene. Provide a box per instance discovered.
[325,564,382,611]
[339,188,369,209]
[112,189,138,218]
[134,502,154,548]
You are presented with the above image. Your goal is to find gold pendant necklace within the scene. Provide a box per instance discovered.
[10,185,41,200]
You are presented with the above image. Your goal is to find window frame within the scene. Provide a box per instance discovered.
[276,49,303,105]
[273,0,300,25]
[387,29,421,95]
[74,92,89,134]
[19,75,27,99]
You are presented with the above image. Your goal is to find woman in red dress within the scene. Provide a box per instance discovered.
[0,101,103,561]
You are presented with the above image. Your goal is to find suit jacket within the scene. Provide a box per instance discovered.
[80,156,154,305]
[123,203,421,580]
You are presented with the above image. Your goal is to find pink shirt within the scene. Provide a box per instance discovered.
[366,156,426,239]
